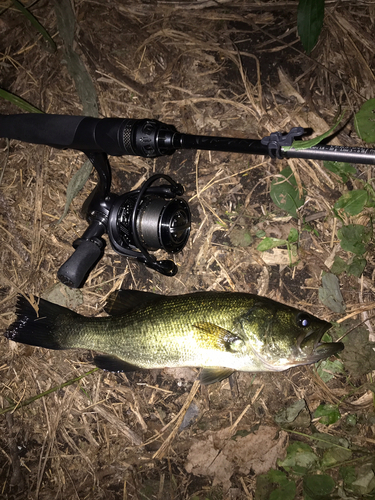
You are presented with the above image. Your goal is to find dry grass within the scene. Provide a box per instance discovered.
[1,1,375,498]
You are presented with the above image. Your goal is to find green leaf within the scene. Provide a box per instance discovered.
[255,474,276,500]
[347,256,366,277]
[278,442,319,474]
[257,237,287,252]
[330,256,348,275]
[269,480,296,500]
[323,161,356,183]
[256,229,266,238]
[340,466,357,489]
[351,467,375,496]
[354,98,375,143]
[297,0,325,54]
[334,190,368,216]
[318,273,346,313]
[0,89,43,113]
[284,112,345,151]
[266,469,289,486]
[311,432,350,450]
[317,359,345,383]
[321,447,352,469]
[229,228,252,247]
[337,224,368,255]
[11,0,56,52]
[255,470,296,500]
[321,332,332,343]
[346,414,357,427]
[313,403,341,425]
[303,474,335,499]
[274,399,309,427]
[270,166,305,217]
[288,227,299,243]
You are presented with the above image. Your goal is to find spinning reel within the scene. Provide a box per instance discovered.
[57,155,191,287]
[1,113,375,287]
[0,115,193,287]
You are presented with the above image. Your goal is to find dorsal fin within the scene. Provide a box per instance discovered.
[104,289,164,315]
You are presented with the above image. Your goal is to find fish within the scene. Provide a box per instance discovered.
[3,290,344,385]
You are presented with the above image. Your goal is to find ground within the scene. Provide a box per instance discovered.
[1,1,375,499]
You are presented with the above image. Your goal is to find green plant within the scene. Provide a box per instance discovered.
[297,0,325,54]
[270,166,305,218]
[256,432,375,500]
[256,227,299,266]
[11,0,56,52]
[269,101,375,280]
[0,88,43,113]
[323,101,375,276]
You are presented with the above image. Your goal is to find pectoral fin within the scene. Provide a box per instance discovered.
[94,354,140,373]
[194,322,243,352]
[200,367,235,385]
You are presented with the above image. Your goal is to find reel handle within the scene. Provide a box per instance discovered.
[145,259,178,277]
[57,220,107,288]
[57,237,104,288]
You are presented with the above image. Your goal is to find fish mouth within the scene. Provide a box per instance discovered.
[249,325,344,371]
[289,324,344,367]
[305,340,344,364]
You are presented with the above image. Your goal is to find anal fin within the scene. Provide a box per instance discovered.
[94,354,140,373]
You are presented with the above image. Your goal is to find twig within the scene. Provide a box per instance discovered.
[336,314,375,342]
[240,477,253,500]
[0,367,99,415]
[0,138,9,187]
[6,412,24,489]
[281,428,372,454]
[153,379,200,459]
[94,405,142,446]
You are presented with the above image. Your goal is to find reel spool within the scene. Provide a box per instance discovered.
[108,174,191,276]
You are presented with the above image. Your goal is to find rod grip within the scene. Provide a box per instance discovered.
[0,114,86,147]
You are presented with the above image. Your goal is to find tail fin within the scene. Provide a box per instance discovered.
[4,295,80,350]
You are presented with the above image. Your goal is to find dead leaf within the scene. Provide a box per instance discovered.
[185,425,288,491]
[260,248,298,266]
[318,273,346,313]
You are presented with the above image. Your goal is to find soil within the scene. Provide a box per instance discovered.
[1,1,375,499]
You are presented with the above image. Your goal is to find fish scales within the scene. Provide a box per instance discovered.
[4,290,344,384]
[65,293,259,369]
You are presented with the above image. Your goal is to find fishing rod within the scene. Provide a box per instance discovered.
[2,113,375,162]
[1,113,375,287]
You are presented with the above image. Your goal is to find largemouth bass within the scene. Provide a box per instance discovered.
[4,290,343,385]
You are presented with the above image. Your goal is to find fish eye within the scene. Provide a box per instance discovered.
[296,313,311,328]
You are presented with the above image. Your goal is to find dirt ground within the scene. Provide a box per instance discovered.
[1,1,375,499]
